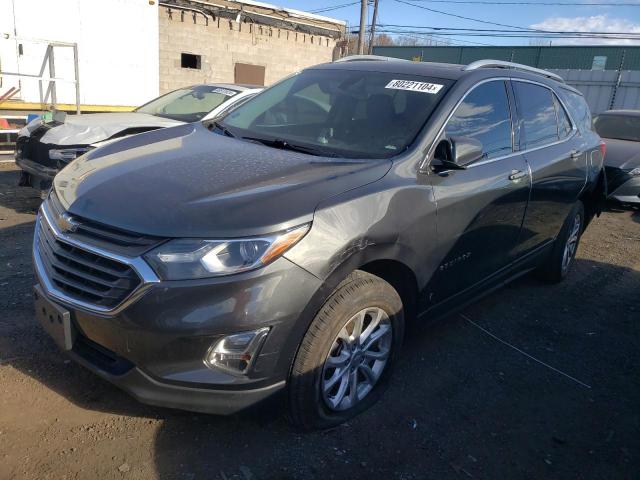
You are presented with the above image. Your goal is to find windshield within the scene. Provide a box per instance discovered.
[593,114,640,142]
[220,69,452,158]
[136,85,240,122]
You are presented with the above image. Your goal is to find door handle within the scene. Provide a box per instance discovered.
[508,169,527,181]
[570,149,583,160]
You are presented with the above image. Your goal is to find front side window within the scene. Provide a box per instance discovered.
[593,114,640,142]
[514,82,559,149]
[136,85,240,122]
[221,69,452,159]
[445,80,513,160]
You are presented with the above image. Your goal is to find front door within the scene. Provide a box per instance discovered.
[427,79,530,304]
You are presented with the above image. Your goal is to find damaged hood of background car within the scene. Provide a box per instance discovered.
[53,122,392,238]
[20,112,183,146]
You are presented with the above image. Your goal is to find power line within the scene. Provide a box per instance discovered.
[378,23,640,36]
[371,29,640,40]
[393,0,552,31]
[403,32,496,45]
[310,1,360,13]
[354,23,640,40]
[408,0,640,5]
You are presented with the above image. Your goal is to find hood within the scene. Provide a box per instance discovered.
[53,123,391,238]
[26,112,183,146]
[602,137,640,170]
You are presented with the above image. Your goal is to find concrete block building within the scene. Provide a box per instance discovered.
[158,0,346,93]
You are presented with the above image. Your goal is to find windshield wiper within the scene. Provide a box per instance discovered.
[212,121,235,138]
[240,136,337,157]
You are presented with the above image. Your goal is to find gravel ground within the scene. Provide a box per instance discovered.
[0,162,638,480]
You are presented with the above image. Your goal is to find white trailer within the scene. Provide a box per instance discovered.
[0,0,160,113]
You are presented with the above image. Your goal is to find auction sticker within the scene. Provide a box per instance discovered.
[385,79,444,94]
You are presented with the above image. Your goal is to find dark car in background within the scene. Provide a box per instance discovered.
[593,110,640,208]
[33,58,606,430]
[15,83,261,195]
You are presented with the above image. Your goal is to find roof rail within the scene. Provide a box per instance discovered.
[463,59,564,83]
[335,54,409,63]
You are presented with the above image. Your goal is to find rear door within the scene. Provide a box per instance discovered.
[511,80,589,255]
[428,79,530,303]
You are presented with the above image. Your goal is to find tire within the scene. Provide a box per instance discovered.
[288,270,404,430]
[536,201,584,284]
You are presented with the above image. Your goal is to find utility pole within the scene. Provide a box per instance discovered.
[358,0,367,55]
[368,0,379,55]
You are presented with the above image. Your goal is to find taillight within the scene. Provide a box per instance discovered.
[599,140,606,159]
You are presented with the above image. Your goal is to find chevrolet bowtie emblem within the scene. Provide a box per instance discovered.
[57,212,80,233]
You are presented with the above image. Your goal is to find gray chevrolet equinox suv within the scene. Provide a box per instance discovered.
[33,58,606,429]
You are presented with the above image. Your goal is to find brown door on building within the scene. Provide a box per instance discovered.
[234,63,266,86]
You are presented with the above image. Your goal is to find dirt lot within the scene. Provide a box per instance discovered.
[0,162,638,480]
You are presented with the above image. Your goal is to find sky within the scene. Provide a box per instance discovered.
[270,0,640,47]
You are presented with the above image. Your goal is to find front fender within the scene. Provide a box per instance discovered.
[284,178,439,291]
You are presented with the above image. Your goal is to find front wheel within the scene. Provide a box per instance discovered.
[288,271,404,430]
[536,201,584,283]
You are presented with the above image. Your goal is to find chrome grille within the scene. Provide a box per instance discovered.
[36,211,143,309]
[48,191,162,256]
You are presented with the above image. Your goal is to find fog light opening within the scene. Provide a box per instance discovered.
[204,327,270,376]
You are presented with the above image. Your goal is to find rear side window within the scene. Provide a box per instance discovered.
[553,94,573,139]
[560,88,592,133]
[514,82,559,149]
[445,80,513,160]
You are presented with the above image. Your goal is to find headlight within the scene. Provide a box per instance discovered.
[629,167,640,176]
[49,148,91,162]
[144,223,310,280]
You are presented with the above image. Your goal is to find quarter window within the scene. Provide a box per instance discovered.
[445,81,513,160]
[561,89,593,133]
[514,82,559,149]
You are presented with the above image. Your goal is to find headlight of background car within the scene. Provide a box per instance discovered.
[49,148,91,163]
[144,223,310,280]
[629,167,640,176]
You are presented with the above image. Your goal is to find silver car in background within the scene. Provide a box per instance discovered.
[15,83,262,193]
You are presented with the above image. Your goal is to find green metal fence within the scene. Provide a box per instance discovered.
[372,45,640,70]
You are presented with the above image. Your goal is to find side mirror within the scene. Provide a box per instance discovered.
[450,136,485,167]
[432,136,484,172]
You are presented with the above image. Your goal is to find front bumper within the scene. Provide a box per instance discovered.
[33,208,324,414]
[15,156,58,191]
[68,341,286,415]
[608,176,640,206]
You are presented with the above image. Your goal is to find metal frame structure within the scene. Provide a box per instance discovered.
[0,39,81,114]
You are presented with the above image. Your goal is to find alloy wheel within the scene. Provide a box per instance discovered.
[321,307,392,412]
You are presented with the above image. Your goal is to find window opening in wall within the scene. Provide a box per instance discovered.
[181,53,201,69]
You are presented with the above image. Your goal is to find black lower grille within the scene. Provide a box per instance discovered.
[73,333,134,375]
[37,215,142,309]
